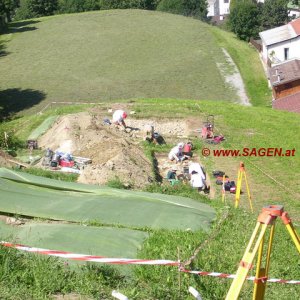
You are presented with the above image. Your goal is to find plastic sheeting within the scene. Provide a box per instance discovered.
[0,168,215,231]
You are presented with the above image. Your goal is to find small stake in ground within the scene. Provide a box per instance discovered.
[112,290,128,300]
[225,205,300,300]
[235,162,253,212]
[221,174,226,203]
[189,286,203,300]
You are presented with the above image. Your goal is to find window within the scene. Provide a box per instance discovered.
[284,48,289,60]
[224,0,229,3]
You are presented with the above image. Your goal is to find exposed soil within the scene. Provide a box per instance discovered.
[37,111,202,188]
[0,150,15,168]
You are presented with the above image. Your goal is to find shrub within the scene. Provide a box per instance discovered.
[107,176,131,189]
[157,0,208,20]
[15,0,58,20]
[57,0,99,14]
[0,127,23,150]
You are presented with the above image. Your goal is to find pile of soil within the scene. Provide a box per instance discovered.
[0,150,15,168]
[38,112,197,188]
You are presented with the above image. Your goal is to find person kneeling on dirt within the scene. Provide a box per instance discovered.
[112,110,127,128]
[182,141,193,158]
[168,142,185,162]
[189,162,209,194]
[190,170,206,192]
[166,167,180,186]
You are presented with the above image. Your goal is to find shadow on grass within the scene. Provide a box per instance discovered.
[10,20,40,27]
[8,26,37,33]
[0,88,46,120]
[7,20,40,34]
[0,41,8,57]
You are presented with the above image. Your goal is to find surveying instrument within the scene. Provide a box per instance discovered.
[226,205,300,300]
[235,162,253,212]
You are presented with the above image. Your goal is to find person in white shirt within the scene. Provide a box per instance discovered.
[112,110,127,128]
[190,172,205,191]
[189,162,207,192]
[168,142,184,162]
[188,162,206,179]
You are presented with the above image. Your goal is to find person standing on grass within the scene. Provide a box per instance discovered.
[112,110,127,128]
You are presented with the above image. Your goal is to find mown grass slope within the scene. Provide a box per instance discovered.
[0,99,299,299]
[0,10,269,116]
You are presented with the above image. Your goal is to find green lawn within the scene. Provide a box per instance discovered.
[0,10,269,118]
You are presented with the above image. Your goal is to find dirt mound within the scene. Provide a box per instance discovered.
[37,111,202,188]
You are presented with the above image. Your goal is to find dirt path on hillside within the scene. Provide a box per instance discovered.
[217,48,250,106]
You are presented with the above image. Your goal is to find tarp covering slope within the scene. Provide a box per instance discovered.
[27,116,58,140]
[0,222,148,258]
[0,169,215,231]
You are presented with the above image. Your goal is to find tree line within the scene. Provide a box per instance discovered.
[1,0,299,40]
[0,0,209,32]
[229,0,299,41]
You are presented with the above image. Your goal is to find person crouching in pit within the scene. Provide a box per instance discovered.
[168,142,185,163]
[112,110,127,128]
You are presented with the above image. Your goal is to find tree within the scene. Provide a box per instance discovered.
[228,0,260,41]
[58,0,99,13]
[0,0,19,22]
[26,0,58,17]
[261,0,289,29]
[182,0,208,20]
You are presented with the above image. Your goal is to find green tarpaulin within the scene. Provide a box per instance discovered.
[0,168,215,231]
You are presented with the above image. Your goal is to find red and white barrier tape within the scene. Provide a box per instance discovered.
[180,269,300,285]
[0,242,178,266]
[1,241,299,285]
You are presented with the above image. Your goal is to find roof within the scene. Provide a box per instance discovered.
[291,17,300,35]
[269,59,300,86]
[273,92,300,113]
[259,18,300,46]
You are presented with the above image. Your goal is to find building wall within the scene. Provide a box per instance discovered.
[207,0,216,17]
[207,0,227,18]
[262,36,300,64]
[219,0,230,16]
[289,9,300,19]
[273,79,300,99]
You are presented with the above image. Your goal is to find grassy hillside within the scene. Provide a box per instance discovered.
[210,27,271,107]
[0,10,270,117]
[0,99,299,299]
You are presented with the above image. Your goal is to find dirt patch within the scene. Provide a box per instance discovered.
[37,112,200,188]
[52,293,92,300]
[0,150,15,168]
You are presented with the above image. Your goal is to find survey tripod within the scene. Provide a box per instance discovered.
[235,162,253,212]
[226,205,300,300]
